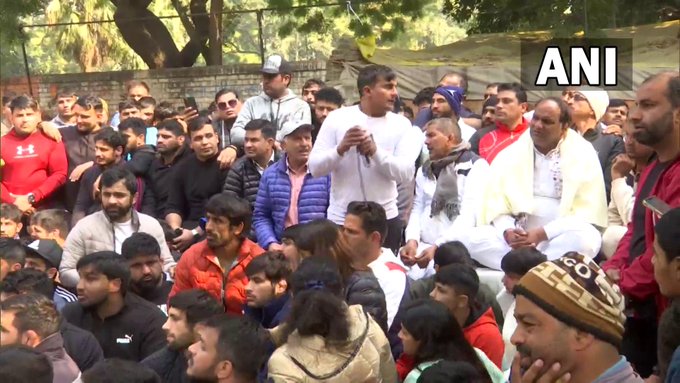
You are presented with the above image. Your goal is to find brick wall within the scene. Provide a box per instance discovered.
[0,61,327,110]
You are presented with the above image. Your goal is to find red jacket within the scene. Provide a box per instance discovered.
[479,118,529,163]
[603,156,680,318]
[169,239,265,315]
[463,306,504,369]
[1,129,68,205]
[395,306,504,380]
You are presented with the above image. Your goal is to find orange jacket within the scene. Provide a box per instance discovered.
[463,306,504,369]
[169,239,264,315]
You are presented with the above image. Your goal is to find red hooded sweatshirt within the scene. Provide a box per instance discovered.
[603,155,680,319]
[479,117,529,163]
[396,306,504,380]
[1,129,68,206]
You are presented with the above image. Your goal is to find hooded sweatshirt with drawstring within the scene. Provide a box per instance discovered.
[230,89,311,146]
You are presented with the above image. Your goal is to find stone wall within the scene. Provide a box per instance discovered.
[0,61,327,110]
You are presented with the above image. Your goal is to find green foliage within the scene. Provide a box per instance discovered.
[0,0,44,44]
[444,0,669,36]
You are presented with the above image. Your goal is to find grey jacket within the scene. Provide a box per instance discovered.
[35,332,81,383]
[60,210,176,288]
[231,89,311,146]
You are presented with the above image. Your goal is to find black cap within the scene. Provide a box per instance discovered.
[261,55,293,75]
[24,239,62,269]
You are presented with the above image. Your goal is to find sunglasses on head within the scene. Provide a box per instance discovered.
[217,99,238,110]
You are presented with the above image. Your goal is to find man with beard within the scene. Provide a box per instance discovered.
[301,78,324,106]
[150,119,189,218]
[61,95,105,211]
[60,168,176,288]
[71,127,126,224]
[603,72,680,377]
[469,95,499,155]
[165,117,228,252]
[430,86,476,142]
[309,65,423,253]
[141,289,224,383]
[510,253,642,383]
[121,232,173,314]
[170,193,264,315]
[51,88,77,128]
[186,315,268,383]
[61,251,167,361]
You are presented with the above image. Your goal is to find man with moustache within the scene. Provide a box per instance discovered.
[121,232,174,314]
[141,289,224,383]
[170,193,264,315]
[149,119,189,218]
[59,168,176,289]
[603,72,680,377]
[51,88,78,128]
[510,253,642,383]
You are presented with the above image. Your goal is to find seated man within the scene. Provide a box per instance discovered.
[495,248,547,372]
[29,209,70,248]
[23,239,77,309]
[170,193,264,315]
[121,232,174,314]
[253,121,330,251]
[60,168,176,288]
[399,118,489,276]
[0,238,25,281]
[602,121,655,258]
[432,264,504,367]
[61,252,167,361]
[223,119,278,210]
[511,253,640,383]
[141,289,224,383]
[244,251,292,329]
[0,293,80,383]
[446,97,607,270]
[0,204,23,240]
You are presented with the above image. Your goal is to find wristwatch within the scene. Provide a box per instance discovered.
[27,193,36,205]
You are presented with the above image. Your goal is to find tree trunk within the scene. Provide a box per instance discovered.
[209,0,224,66]
[111,0,208,68]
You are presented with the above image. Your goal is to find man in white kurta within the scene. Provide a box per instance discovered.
[442,97,607,270]
[399,118,489,279]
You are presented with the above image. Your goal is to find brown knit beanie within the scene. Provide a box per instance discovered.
[513,252,626,347]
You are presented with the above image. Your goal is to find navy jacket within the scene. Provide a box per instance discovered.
[253,155,330,249]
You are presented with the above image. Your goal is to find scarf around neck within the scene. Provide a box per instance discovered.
[423,141,471,220]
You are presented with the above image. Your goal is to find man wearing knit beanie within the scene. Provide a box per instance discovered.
[511,252,642,383]
[431,86,476,142]
[564,87,624,202]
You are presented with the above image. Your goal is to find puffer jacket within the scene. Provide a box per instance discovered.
[60,210,176,288]
[223,154,277,209]
[346,270,389,334]
[267,305,398,383]
[253,155,330,249]
[231,89,312,146]
[169,239,264,315]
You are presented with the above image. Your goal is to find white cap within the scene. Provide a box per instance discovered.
[578,86,610,122]
[276,120,313,142]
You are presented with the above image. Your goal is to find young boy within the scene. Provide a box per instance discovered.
[244,251,292,329]
[0,204,22,239]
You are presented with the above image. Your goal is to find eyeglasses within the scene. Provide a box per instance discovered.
[217,99,238,110]
[573,93,588,102]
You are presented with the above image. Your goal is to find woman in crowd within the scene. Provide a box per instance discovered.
[282,219,388,332]
[267,256,397,382]
[397,299,504,383]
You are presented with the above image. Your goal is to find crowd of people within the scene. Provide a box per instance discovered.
[0,52,679,383]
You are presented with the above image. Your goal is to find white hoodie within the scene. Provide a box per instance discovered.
[230,89,311,146]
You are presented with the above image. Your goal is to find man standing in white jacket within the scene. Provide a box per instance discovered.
[308,65,424,253]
